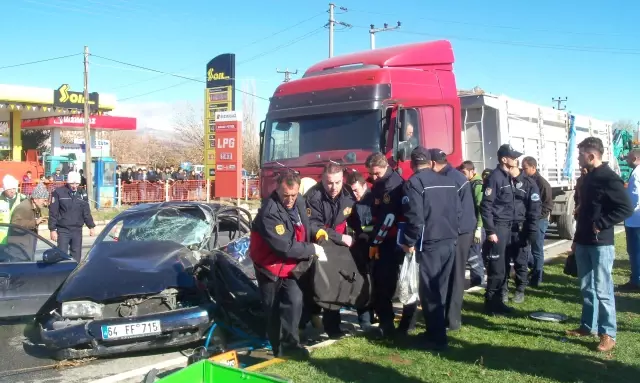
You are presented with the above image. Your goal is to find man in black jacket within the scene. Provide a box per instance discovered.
[428,149,475,331]
[521,156,553,287]
[565,137,632,353]
[48,171,96,262]
[503,166,541,304]
[480,144,522,315]
[346,171,377,330]
[400,146,461,350]
[305,163,359,338]
[365,152,412,337]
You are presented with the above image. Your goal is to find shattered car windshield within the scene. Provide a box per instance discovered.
[101,207,210,247]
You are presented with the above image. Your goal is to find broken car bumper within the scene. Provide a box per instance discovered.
[39,306,212,360]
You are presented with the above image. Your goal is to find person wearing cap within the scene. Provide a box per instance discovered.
[502,163,541,304]
[480,144,524,315]
[48,171,96,262]
[364,152,412,338]
[0,175,28,244]
[400,146,461,350]
[10,182,50,235]
[427,149,475,331]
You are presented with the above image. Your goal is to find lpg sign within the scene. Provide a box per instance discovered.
[213,111,243,198]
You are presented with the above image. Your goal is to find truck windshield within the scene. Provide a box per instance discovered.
[263,110,381,163]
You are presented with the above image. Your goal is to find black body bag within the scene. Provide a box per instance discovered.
[312,237,372,311]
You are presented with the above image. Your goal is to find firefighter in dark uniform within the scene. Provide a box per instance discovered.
[400,146,461,350]
[305,163,360,338]
[364,152,414,337]
[346,171,377,330]
[428,149,476,331]
[249,172,325,358]
[480,144,524,315]
[502,166,541,304]
[48,171,95,262]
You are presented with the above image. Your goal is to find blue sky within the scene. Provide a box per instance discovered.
[1,0,638,128]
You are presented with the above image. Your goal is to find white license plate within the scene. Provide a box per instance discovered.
[101,320,162,340]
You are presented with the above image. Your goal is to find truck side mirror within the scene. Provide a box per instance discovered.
[397,142,411,162]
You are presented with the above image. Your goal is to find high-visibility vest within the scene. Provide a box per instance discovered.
[0,194,27,244]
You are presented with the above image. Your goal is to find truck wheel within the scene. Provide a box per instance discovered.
[557,190,576,240]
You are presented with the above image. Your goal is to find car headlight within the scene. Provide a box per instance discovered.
[61,301,103,318]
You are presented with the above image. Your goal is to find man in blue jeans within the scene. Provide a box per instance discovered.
[521,157,553,286]
[567,137,632,353]
[623,149,640,291]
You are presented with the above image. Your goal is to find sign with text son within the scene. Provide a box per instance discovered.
[213,111,243,198]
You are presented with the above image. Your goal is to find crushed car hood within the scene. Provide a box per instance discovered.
[56,241,199,303]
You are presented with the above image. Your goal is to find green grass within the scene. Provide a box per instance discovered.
[263,233,640,383]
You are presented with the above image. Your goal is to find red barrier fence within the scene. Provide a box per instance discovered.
[16,179,261,206]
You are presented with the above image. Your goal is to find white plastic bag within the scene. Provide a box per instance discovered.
[396,252,420,305]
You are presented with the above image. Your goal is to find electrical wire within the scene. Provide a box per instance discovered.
[0,53,81,70]
[107,11,327,91]
[103,24,325,102]
[237,26,326,65]
[347,8,628,37]
[350,24,640,55]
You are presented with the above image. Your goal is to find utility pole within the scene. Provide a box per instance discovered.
[327,3,350,57]
[276,68,298,82]
[329,3,335,58]
[552,97,568,111]
[83,45,93,205]
[369,22,401,50]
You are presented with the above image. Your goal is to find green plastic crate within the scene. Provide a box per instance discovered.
[155,360,289,383]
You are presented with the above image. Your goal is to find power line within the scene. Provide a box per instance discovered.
[0,53,81,70]
[106,11,326,91]
[347,8,627,37]
[349,25,640,54]
[92,55,271,102]
[237,26,326,65]
[102,24,326,102]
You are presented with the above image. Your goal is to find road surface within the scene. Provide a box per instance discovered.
[0,230,572,382]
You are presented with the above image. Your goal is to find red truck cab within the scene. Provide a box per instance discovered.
[259,40,462,197]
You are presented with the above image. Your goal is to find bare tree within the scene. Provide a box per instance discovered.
[241,79,260,173]
[613,119,638,135]
[172,102,204,163]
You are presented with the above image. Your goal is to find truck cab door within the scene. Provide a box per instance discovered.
[394,102,458,177]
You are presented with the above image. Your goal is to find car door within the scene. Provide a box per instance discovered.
[0,223,78,318]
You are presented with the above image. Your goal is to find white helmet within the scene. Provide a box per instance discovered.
[2,175,19,191]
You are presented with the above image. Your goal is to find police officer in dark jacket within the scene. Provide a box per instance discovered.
[346,171,377,330]
[428,149,476,331]
[502,166,541,304]
[365,152,413,337]
[305,163,360,338]
[48,171,95,262]
[400,146,461,350]
[248,172,325,359]
[521,156,553,286]
[480,144,523,315]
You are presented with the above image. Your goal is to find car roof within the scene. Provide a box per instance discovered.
[118,201,233,217]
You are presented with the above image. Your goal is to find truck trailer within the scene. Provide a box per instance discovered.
[259,40,614,240]
[460,93,615,239]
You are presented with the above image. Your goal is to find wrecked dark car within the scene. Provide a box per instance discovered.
[31,202,264,360]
